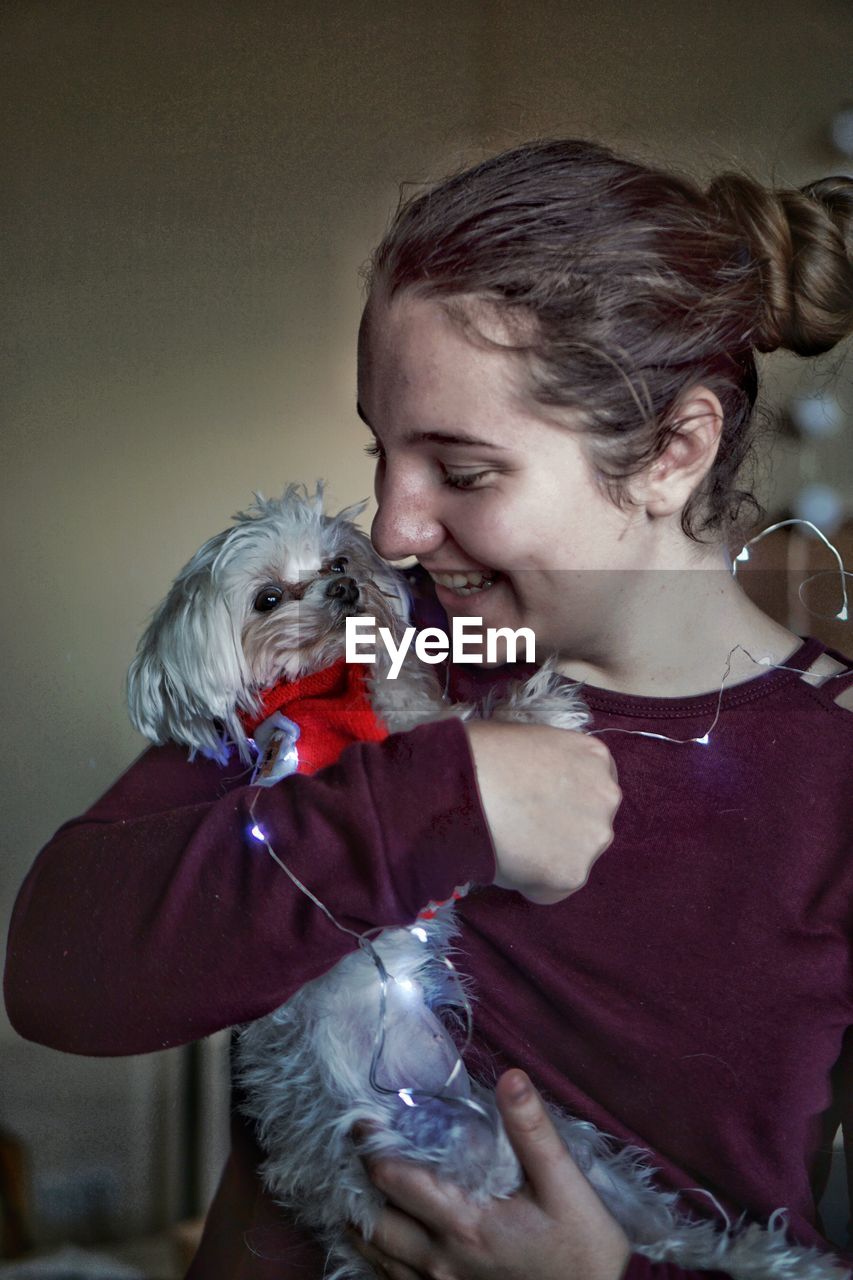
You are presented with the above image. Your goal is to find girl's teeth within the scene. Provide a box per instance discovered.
[432,571,496,594]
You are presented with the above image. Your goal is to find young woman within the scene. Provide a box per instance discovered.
[5,139,852,1280]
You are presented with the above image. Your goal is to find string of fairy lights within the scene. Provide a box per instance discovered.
[247,516,850,1116]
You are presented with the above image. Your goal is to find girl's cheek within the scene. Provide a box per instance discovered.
[473,507,517,545]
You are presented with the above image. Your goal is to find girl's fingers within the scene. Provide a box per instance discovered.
[352,1234,424,1280]
[356,1199,434,1271]
[496,1070,586,1212]
[368,1156,462,1233]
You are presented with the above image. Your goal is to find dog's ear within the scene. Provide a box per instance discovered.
[335,497,368,525]
[127,572,252,765]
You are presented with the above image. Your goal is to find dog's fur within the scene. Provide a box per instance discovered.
[128,486,847,1280]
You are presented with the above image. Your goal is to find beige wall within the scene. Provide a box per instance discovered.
[2,0,851,1240]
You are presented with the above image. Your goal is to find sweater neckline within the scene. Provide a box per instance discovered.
[577,636,826,720]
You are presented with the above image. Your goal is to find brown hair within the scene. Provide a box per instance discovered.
[365,140,853,540]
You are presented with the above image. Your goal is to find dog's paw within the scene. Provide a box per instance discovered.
[486,661,588,731]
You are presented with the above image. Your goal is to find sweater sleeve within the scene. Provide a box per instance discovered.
[840,1032,853,1252]
[4,718,496,1056]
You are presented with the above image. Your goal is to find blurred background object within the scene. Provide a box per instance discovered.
[829,101,853,157]
[2,0,851,1270]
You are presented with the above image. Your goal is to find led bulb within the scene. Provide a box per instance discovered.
[793,484,845,539]
[830,104,853,157]
[788,391,845,439]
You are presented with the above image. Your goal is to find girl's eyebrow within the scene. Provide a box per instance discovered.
[356,402,508,450]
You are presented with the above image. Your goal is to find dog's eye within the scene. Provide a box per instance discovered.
[326,557,348,575]
[253,587,284,613]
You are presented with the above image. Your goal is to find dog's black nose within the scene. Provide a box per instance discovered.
[325,576,359,606]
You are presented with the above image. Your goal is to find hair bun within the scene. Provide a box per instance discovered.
[707,172,853,356]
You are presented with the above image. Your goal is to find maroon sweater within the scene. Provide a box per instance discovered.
[5,636,852,1280]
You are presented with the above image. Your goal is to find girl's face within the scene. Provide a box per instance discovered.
[357,292,656,660]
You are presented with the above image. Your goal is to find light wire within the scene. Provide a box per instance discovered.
[732,518,848,621]
[247,789,487,1122]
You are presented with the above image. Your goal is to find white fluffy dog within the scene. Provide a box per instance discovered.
[127,486,847,1280]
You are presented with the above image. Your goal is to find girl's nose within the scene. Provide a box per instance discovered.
[370,475,444,563]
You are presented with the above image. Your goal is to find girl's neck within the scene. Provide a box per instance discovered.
[555,540,802,699]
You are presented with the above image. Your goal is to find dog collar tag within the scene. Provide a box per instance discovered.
[251,712,301,786]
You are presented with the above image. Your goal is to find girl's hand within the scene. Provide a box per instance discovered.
[464,722,621,903]
[352,1069,631,1280]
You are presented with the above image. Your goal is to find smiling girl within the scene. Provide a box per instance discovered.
[5,139,853,1280]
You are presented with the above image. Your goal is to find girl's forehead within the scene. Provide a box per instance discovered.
[359,292,449,365]
[358,291,579,449]
[359,294,525,407]
[361,290,524,354]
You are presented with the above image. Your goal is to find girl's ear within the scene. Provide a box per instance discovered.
[633,385,724,519]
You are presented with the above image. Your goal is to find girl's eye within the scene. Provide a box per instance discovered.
[253,587,284,613]
[442,469,491,490]
[325,557,348,574]
[363,436,490,490]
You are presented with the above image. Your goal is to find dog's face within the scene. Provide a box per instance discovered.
[127,485,410,762]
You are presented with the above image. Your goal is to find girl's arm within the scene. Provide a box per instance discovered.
[4,719,494,1056]
[5,715,619,1057]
